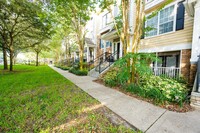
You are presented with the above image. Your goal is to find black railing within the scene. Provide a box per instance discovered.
[87,51,118,73]
[95,51,118,73]
[196,55,200,92]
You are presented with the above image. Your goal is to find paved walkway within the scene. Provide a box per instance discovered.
[51,66,200,133]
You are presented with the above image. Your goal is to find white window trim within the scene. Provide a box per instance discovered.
[144,1,178,39]
[102,12,110,28]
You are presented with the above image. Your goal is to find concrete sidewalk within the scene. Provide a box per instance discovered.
[51,66,200,133]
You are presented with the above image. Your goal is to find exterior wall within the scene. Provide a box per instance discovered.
[139,0,195,83]
[181,49,191,81]
[190,64,197,85]
[140,13,193,50]
[96,35,102,57]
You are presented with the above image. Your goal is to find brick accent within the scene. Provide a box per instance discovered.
[96,35,103,57]
[96,35,112,57]
[181,49,191,81]
[189,64,197,85]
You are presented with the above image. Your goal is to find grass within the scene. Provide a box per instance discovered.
[0,65,135,132]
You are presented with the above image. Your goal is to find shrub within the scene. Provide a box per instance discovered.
[54,65,70,70]
[101,67,188,106]
[100,67,119,87]
[60,66,70,70]
[125,75,189,105]
[69,68,88,76]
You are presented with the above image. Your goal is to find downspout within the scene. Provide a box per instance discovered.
[184,0,195,17]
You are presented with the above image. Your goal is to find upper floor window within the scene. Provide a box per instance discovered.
[102,13,111,28]
[159,5,174,34]
[146,15,158,37]
[145,5,175,38]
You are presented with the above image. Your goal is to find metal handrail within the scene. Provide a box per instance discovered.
[87,51,118,71]
[96,51,118,73]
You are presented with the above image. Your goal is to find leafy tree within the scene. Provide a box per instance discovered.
[0,33,8,69]
[0,0,52,71]
[51,0,95,70]
[33,43,50,66]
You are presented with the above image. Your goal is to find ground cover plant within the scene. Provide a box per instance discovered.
[99,53,191,112]
[0,65,136,132]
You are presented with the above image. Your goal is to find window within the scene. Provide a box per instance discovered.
[106,41,112,47]
[100,39,104,49]
[159,5,174,34]
[146,15,158,37]
[102,13,111,28]
[154,51,180,68]
[145,5,175,38]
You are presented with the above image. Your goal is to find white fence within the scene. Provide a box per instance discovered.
[151,67,180,78]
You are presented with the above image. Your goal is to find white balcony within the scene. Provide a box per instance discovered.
[151,67,180,78]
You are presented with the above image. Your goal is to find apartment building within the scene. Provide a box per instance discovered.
[139,0,200,108]
[139,0,200,85]
[86,0,200,108]
[90,0,198,80]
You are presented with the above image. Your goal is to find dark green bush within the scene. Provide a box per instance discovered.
[69,68,88,76]
[101,67,118,87]
[60,66,70,70]
[125,75,189,105]
[101,67,188,106]
[54,65,70,70]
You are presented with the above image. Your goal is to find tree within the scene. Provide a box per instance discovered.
[51,0,95,70]
[33,43,50,66]
[0,33,8,70]
[0,0,52,71]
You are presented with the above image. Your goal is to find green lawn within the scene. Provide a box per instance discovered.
[0,65,135,132]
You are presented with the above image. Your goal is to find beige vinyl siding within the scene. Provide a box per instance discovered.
[140,12,193,49]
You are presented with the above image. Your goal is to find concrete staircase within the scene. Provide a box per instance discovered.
[88,68,100,78]
[190,74,200,110]
[88,51,118,78]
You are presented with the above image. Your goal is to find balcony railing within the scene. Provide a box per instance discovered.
[151,67,180,79]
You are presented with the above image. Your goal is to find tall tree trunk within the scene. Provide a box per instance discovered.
[79,45,83,70]
[9,49,13,71]
[36,51,39,66]
[2,45,8,70]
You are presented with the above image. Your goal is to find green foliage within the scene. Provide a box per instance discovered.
[55,65,70,70]
[140,75,188,105]
[101,67,118,87]
[123,75,189,106]
[114,53,157,84]
[69,68,88,76]
[72,62,90,70]
[101,53,188,106]
[0,65,135,132]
